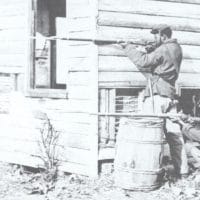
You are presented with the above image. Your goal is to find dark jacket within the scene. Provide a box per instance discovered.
[124,39,182,99]
[182,123,200,142]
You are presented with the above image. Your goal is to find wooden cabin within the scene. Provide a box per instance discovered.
[0,0,200,177]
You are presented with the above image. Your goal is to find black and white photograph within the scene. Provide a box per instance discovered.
[0,0,200,199]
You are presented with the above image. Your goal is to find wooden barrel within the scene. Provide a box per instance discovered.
[114,117,165,191]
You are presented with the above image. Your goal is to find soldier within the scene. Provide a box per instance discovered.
[119,25,188,178]
[170,114,200,168]
[175,114,200,142]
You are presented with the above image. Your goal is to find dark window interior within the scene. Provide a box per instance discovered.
[35,0,66,89]
[180,89,200,117]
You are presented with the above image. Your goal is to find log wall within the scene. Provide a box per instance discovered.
[97,0,200,159]
[98,0,200,88]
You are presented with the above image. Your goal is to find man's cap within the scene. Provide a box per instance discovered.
[150,25,172,35]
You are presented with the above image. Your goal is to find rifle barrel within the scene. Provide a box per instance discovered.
[30,36,150,45]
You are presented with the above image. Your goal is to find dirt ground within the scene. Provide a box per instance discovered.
[0,162,200,200]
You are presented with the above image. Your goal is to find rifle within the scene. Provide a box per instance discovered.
[31,35,156,48]
[170,115,200,126]
[95,112,200,122]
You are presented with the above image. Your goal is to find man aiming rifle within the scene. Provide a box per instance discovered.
[119,24,189,179]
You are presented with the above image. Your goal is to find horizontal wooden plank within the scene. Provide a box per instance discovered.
[68,71,92,85]
[0,0,25,6]
[99,56,200,73]
[66,57,93,71]
[63,133,90,150]
[0,121,90,150]
[61,30,93,40]
[0,41,26,54]
[0,138,39,155]
[0,127,41,142]
[181,45,200,59]
[178,74,200,87]
[0,115,41,136]
[26,89,67,99]
[65,44,92,58]
[56,121,91,135]
[62,147,91,165]
[63,99,93,111]
[0,132,90,154]
[0,150,42,168]
[0,54,26,67]
[0,16,26,30]
[99,71,146,83]
[0,113,41,129]
[67,0,89,6]
[57,17,91,38]
[0,2,26,17]
[0,77,14,92]
[36,98,94,117]
[43,100,93,117]
[67,17,92,32]
[59,162,90,176]
[0,127,40,142]
[152,0,200,5]
[0,149,92,176]
[47,112,92,124]
[0,131,91,163]
[98,11,200,32]
[98,26,200,46]
[68,85,92,100]
[0,28,26,41]
[67,4,92,18]
[29,98,69,111]
[0,66,23,74]
[99,147,115,160]
[99,71,200,87]
[99,45,200,60]
[29,97,92,114]
[99,0,200,19]
[99,82,146,88]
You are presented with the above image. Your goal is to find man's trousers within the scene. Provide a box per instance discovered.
[141,95,188,176]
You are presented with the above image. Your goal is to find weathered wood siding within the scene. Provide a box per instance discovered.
[98,0,200,88]
[0,0,99,177]
[62,0,99,177]
[0,0,27,107]
[0,0,30,165]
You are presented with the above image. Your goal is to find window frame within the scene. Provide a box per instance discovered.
[178,86,200,96]
[26,0,67,99]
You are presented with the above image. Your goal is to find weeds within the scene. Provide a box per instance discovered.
[37,114,60,194]
[25,114,61,197]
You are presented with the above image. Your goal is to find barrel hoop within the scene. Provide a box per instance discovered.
[124,118,164,128]
[120,138,167,145]
[115,167,164,175]
[124,122,163,128]
[116,183,160,191]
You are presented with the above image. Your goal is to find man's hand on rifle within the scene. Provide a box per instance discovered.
[118,41,130,49]
[169,113,188,126]
[180,113,189,122]
[118,41,146,52]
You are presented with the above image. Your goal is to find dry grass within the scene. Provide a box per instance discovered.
[0,162,200,200]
